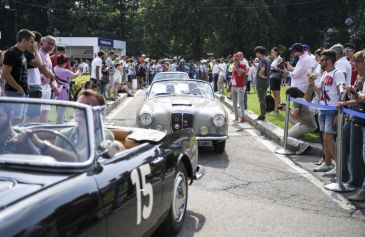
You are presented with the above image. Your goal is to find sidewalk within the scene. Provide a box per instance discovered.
[216,94,323,156]
[105,93,129,115]
[217,94,365,216]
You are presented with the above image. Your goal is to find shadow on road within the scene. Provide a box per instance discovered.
[177,210,206,237]
[198,147,229,169]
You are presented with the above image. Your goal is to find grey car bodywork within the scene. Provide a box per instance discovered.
[137,79,228,153]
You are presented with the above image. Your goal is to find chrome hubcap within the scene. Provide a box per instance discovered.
[172,172,187,222]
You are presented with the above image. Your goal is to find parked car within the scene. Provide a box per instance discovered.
[0,97,204,237]
[137,79,228,153]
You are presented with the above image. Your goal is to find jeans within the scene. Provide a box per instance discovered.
[347,122,364,186]
[4,90,27,120]
[362,127,365,191]
[231,86,246,119]
[256,84,268,116]
[56,105,67,124]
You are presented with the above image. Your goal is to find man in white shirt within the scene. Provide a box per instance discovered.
[303,44,318,73]
[284,43,311,93]
[217,59,227,94]
[330,43,352,87]
[91,51,106,89]
[309,49,345,173]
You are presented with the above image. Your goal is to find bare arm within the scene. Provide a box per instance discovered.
[258,67,267,79]
[1,65,24,94]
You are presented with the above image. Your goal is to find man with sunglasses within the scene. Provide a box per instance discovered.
[309,49,345,173]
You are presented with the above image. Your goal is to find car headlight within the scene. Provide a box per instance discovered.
[212,114,225,127]
[140,113,153,127]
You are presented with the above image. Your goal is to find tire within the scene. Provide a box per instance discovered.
[213,140,226,154]
[156,163,188,236]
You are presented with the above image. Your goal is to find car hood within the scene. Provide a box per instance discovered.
[0,170,72,210]
[141,96,224,114]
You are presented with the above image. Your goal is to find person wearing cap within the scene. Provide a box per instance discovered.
[330,43,352,87]
[303,44,318,73]
[254,46,271,121]
[283,43,311,94]
[231,53,247,123]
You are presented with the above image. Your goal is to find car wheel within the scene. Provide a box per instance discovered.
[156,163,188,236]
[213,140,226,154]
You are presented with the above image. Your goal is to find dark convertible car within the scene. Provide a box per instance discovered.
[0,97,204,237]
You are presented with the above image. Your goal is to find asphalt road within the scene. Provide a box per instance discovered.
[106,90,365,237]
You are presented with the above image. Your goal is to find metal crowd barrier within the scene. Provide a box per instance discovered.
[275,95,365,192]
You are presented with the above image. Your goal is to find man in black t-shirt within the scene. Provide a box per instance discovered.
[1,29,35,124]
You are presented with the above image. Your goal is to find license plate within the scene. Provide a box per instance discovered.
[197,141,213,146]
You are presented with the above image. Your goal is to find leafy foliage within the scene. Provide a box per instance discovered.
[0,0,364,59]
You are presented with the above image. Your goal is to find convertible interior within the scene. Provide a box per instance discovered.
[108,128,140,149]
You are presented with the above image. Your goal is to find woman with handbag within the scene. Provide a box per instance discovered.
[53,55,80,124]
[269,47,283,114]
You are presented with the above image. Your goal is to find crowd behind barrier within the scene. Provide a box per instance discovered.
[0,28,365,201]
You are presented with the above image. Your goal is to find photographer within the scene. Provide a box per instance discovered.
[231,53,247,123]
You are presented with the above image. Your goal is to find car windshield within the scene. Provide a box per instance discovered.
[153,72,189,82]
[148,80,214,99]
[0,98,101,166]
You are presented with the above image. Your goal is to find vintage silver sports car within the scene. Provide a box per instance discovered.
[0,97,204,237]
[152,71,189,82]
[137,79,228,153]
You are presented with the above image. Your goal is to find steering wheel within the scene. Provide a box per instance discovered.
[26,129,81,162]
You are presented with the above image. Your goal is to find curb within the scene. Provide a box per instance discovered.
[105,94,129,115]
[216,94,323,157]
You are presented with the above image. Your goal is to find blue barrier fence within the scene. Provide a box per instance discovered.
[289,96,365,120]
[283,96,364,192]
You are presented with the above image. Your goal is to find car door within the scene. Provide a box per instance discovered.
[94,143,165,237]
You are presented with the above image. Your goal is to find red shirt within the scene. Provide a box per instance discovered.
[50,53,71,69]
[349,61,357,85]
[232,63,246,87]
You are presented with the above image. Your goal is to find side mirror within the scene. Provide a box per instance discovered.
[97,140,121,158]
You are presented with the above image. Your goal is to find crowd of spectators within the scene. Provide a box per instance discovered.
[1,28,365,202]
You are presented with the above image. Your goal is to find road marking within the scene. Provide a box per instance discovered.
[223,106,357,212]
[107,90,143,120]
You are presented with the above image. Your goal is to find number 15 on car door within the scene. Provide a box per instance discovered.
[131,164,154,225]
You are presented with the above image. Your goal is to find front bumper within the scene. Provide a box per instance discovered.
[195,135,228,141]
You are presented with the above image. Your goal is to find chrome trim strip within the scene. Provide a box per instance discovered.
[195,136,228,141]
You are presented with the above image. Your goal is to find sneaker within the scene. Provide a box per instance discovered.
[313,163,333,172]
[323,167,336,177]
[295,143,310,155]
[348,190,365,202]
[256,115,265,121]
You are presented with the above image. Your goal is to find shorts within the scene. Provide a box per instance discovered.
[270,77,281,91]
[41,84,52,111]
[318,110,337,134]
[128,75,133,83]
[26,85,42,117]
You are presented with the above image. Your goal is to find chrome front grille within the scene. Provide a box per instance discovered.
[171,113,194,131]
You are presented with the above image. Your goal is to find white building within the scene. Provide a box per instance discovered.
[54,37,126,59]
